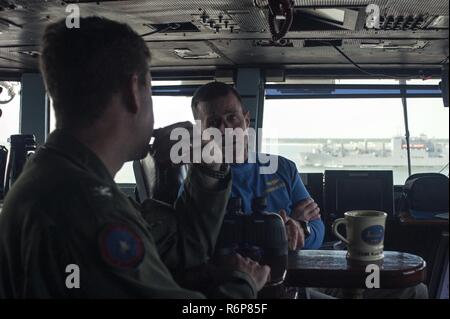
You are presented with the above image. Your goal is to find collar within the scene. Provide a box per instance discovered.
[43,129,115,186]
[230,152,258,172]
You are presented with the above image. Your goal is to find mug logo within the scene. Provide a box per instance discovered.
[361,225,384,245]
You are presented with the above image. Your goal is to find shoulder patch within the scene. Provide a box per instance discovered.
[98,224,145,269]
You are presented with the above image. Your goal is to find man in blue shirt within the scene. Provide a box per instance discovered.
[184,81,427,299]
[190,82,325,251]
[171,81,427,299]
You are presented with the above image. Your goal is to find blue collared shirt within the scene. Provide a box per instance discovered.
[230,154,325,249]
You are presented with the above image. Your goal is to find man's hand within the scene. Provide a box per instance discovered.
[280,210,305,251]
[221,254,271,292]
[291,198,321,222]
[152,121,225,168]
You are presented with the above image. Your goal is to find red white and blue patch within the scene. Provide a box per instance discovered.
[99,224,145,269]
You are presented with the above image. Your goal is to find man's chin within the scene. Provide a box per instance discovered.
[139,147,151,160]
[223,147,247,164]
[130,145,151,162]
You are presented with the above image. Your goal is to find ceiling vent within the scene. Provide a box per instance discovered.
[173,48,220,60]
[360,40,429,51]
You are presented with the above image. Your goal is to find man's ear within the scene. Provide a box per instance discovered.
[244,110,251,129]
[124,73,141,114]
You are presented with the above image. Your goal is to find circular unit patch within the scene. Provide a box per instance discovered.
[99,224,145,269]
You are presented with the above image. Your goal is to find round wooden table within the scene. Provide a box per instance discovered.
[286,250,426,298]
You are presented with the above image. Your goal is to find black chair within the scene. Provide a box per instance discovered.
[399,172,449,216]
[133,151,188,205]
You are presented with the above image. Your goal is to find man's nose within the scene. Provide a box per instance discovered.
[217,121,226,135]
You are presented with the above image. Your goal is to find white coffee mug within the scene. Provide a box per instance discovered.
[332,210,387,262]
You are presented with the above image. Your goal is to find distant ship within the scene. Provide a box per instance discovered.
[296,136,449,168]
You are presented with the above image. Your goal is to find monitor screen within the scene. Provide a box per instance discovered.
[325,170,394,220]
[337,178,385,212]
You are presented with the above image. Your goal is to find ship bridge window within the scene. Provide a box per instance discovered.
[48,83,196,185]
[262,79,448,184]
[0,81,21,153]
[407,98,449,178]
[115,95,194,184]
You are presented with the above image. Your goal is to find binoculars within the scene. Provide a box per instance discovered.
[215,196,288,285]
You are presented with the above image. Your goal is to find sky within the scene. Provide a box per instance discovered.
[148,96,449,140]
[263,97,449,139]
[147,79,449,140]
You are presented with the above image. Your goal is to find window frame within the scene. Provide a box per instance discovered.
[45,79,447,186]
[0,79,22,143]
[262,81,446,183]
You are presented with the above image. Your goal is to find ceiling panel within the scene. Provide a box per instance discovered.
[0,0,447,76]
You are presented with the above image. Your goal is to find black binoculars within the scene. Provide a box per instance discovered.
[215,196,288,285]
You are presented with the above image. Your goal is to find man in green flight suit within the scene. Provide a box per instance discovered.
[0,17,270,298]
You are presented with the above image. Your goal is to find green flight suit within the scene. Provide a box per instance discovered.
[0,130,256,298]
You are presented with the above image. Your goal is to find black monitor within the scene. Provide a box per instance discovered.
[324,170,394,221]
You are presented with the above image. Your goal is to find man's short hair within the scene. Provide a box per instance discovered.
[40,16,151,129]
[191,82,243,119]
